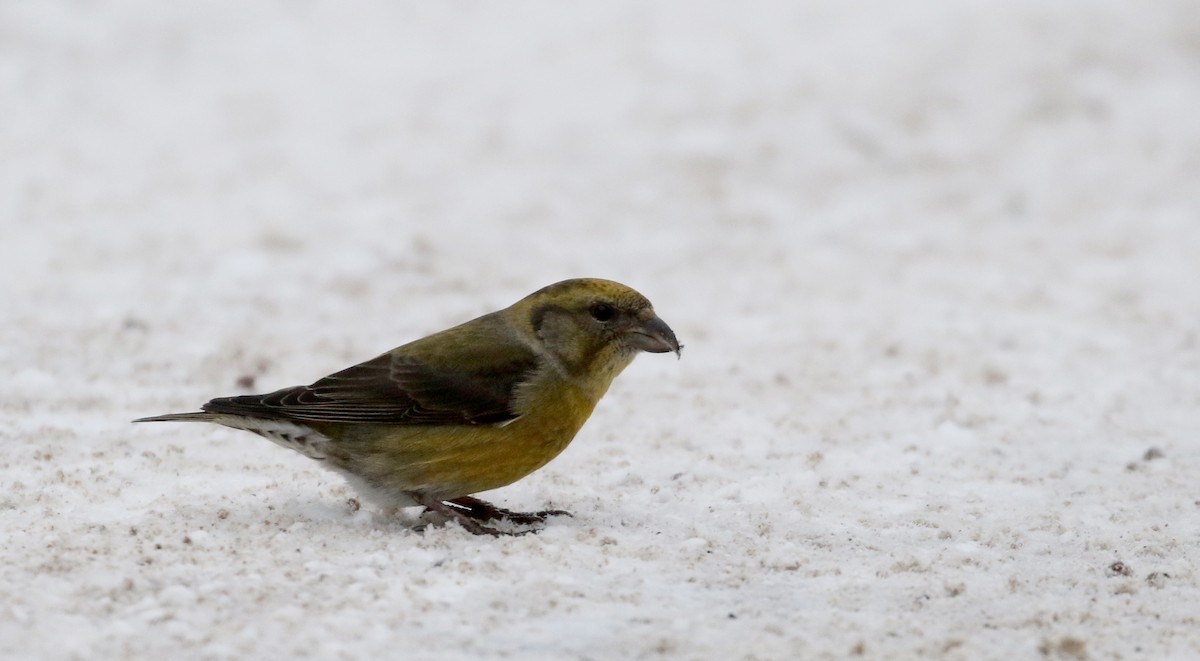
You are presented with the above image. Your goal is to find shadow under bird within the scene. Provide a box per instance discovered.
[135,278,681,536]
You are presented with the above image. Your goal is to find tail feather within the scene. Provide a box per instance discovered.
[132,412,221,423]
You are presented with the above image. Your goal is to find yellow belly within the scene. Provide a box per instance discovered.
[312,378,601,500]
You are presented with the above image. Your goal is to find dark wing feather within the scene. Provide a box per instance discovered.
[201,348,538,426]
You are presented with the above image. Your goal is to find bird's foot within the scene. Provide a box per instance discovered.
[408,493,546,536]
[445,495,572,525]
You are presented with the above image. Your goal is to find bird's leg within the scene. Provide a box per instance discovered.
[446,495,572,525]
[407,492,528,537]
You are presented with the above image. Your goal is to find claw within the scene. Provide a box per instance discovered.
[410,494,570,535]
[446,496,572,524]
[410,493,563,536]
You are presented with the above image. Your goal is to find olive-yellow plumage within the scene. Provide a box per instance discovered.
[135,278,680,535]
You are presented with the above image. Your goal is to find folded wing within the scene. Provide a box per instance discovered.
[202,347,538,426]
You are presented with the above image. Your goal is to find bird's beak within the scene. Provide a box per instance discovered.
[628,314,682,358]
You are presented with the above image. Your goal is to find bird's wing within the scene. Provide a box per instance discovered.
[200,341,539,426]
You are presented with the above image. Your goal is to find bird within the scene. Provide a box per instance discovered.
[134,278,681,536]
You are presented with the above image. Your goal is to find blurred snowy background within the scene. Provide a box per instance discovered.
[2,1,1199,658]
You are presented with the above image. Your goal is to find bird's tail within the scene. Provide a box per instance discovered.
[132,412,220,424]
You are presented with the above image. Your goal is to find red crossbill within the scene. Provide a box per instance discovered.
[135,278,681,536]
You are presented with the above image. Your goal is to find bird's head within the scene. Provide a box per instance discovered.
[515,278,681,377]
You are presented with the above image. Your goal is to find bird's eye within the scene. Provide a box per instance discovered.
[589,302,615,322]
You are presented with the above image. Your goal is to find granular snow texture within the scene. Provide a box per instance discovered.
[2,2,1199,659]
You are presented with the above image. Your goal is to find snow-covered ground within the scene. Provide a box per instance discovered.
[3,1,1199,658]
